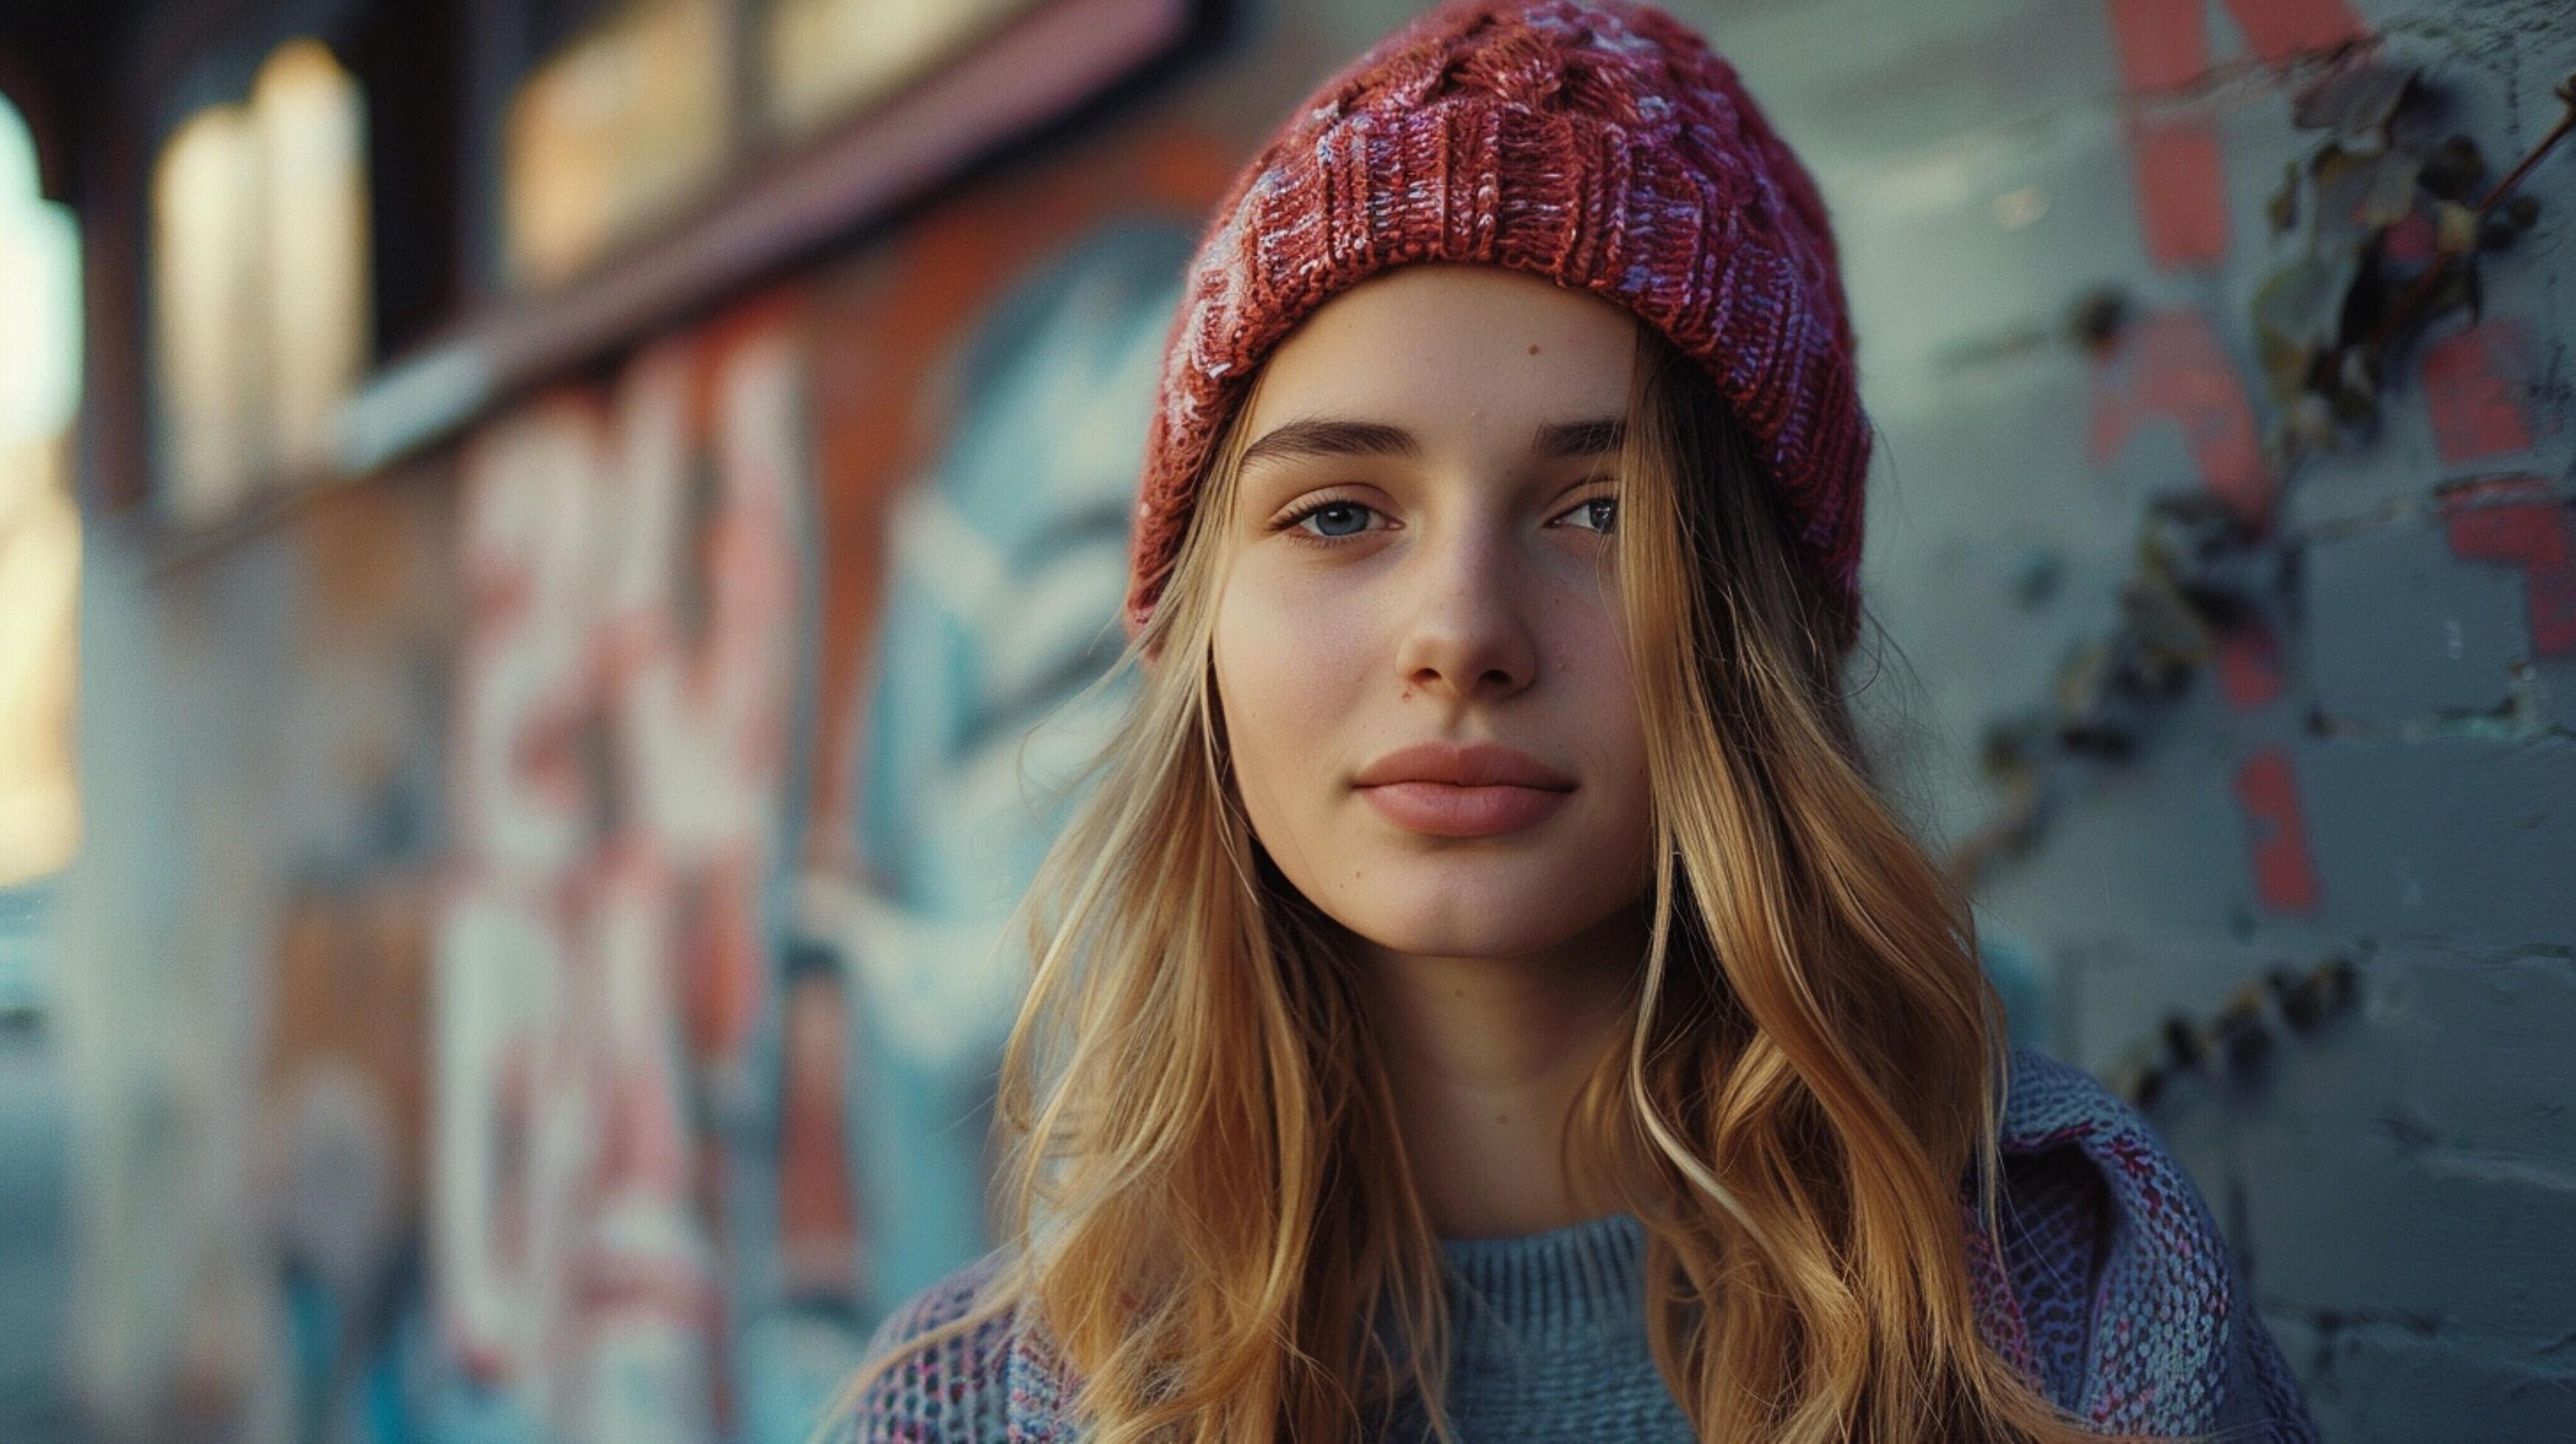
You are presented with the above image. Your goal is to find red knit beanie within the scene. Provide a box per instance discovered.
[1125,0,1869,653]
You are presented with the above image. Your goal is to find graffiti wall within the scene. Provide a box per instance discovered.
[57,102,1234,1436]
[426,194,1213,1438]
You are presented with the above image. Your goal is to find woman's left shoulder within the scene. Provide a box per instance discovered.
[1996,1043,2180,1161]
[813,1252,1022,1443]
[1987,1047,2320,1441]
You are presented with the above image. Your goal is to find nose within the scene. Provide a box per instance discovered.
[1391,522,1540,703]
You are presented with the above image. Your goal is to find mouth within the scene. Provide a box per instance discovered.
[1352,740,1576,838]
[1355,781,1573,837]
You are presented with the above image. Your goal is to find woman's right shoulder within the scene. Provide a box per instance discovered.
[816,1252,1020,1443]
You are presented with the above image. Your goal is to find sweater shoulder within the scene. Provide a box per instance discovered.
[1991,1047,2317,1440]
[1996,1044,2154,1154]
[819,1253,1020,1443]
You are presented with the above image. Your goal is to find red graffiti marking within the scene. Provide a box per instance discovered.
[438,309,807,1432]
[453,400,609,877]
[777,961,861,1300]
[2421,320,2537,466]
[2233,744,2322,914]
[2443,477,2576,659]
[2106,0,2373,269]
[805,126,1235,872]
[2088,308,2278,526]
[2109,0,2231,267]
[2215,620,2285,709]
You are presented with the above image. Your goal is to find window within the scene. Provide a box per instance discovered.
[150,39,370,522]
[0,90,81,1009]
[502,0,727,288]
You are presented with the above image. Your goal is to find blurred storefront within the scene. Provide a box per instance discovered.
[4,0,2573,1440]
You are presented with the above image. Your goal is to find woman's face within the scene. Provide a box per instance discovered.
[1210,264,1655,961]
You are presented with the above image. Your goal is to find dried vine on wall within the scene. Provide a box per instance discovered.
[1945,49,2575,1106]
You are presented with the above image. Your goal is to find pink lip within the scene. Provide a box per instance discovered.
[1352,741,1576,838]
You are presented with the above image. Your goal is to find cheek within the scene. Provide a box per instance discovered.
[1580,623,1646,769]
[1551,604,1655,858]
[1211,562,1378,831]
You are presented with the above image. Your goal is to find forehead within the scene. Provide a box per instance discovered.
[1243,264,1638,440]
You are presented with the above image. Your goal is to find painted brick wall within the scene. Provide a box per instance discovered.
[1696,0,2576,1435]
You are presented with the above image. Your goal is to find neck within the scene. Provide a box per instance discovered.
[1357,906,1642,1240]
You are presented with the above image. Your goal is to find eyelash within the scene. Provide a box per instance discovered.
[1273,488,1619,544]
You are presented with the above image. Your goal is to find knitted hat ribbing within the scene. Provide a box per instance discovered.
[1125,0,1869,653]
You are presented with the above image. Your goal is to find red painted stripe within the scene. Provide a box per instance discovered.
[2445,485,2576,659]
[2234,745,2323,914]
[2108,0,2210,89]
[2130,121,2233,267]
[2108,0,2228,267]
[2088,309,2277,526]
[2105,0,2375,270]
[2216,620,2285,709]
[2422,321,2537,466]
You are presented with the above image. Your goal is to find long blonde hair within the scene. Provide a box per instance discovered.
[832,317,2105,1441]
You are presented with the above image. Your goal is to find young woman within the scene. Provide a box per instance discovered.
[827,1,2317,1439]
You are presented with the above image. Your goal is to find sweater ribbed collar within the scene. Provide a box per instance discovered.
[1434,1210,1650,1365]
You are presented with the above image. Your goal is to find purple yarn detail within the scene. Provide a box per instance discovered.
[1984,1049,2319,1441]
[829,1252,1015,1443]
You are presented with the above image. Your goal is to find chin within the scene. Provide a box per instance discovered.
[1321,847,1635,960]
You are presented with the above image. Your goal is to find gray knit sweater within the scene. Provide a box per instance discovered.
[824,1050,2318,1441]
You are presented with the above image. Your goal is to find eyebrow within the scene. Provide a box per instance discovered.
[1238,415,1627,469]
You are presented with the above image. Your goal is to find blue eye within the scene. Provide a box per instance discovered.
[1293,501,1379,539]
[1562,497,1618,533]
